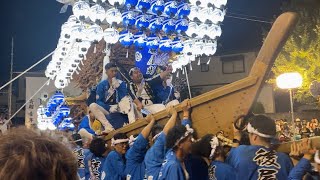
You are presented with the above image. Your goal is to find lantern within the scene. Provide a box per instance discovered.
[72,0,90,21]
[89,4,106,24]
[150,0,164,15]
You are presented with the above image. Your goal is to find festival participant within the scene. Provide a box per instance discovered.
[226,115,293,180]
[103,132,129,180]
[288,139,318,179]
[144,100,191,180]
[158,124,194,180]
[300,119,311,138]
[70,133,91,180]
[91,62,139,130]
[125,114,156,180]
[190,134,236,180]
[84,138,109,180]
[0,127,78,180]
[128,65,173,114]
[78,110,103,140]
[154,71,180,107]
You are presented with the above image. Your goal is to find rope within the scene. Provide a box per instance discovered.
[0,50,55,91]
[1,79,51,129]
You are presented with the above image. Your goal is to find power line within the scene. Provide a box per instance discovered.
[228,11,273,21]
[225,14,273,24]
[0,50,55,91]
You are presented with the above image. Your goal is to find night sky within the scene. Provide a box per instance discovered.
[0,0,283,85]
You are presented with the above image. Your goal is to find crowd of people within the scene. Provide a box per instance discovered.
[0,101,319,179]
[276,118,320,142]
[0,62,320,179]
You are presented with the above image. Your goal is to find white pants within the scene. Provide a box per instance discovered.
[78,128,94,140]
[165,99,180,107]
[90,96,139,127]
[142,99,179,114]
[89,103,114,132]
[144,104,166,114]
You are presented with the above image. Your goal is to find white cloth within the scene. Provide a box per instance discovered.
[78,128,94,140]
[165,99,179,107]
[144,104,166,114]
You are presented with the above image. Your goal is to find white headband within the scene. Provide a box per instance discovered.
[111,138,129,147]
[247,123,274,138]
[209,136,219,159]
[173,124,194,148]
[129,135,137,147]
[315,150,320,164]
[72,139,82,143]
[152,132,162,142]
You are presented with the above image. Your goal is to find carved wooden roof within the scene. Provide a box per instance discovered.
[73,40,135,91]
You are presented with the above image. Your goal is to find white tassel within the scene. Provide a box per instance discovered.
[126,49,129,58]
[207,58,211,65]
[176,70,179,78]
[80,60,84,66]
[190,63,193,71]
[84,56,87,60]
[197,57,201,65]
[182,67,185,74]
[94,45,97,53]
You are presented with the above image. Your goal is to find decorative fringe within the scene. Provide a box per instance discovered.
[207,58,211,65]
[126,49,129,58]
[197,57,201,65]
[94,45,97,53]
[84,56,87,60]
[182,67,185,74]
[190,63,193,71]
[176,70,179,78]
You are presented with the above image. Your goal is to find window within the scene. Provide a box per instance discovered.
[200,63,209,72]
[221,55,245,74]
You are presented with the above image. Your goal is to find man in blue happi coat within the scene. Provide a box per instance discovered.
[90,63,140,131]
[144,100,192,180]
[226,115,294,180]
[124,114,156,180]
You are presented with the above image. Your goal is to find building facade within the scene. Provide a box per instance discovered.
[186,51,275,113]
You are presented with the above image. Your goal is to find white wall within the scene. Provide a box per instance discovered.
[25,77,82,128]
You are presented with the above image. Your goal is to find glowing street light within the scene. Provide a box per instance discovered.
[276,72,303,123]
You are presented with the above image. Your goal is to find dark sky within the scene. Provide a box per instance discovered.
[0,0,283,85]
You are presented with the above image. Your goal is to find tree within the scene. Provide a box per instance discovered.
[268,1,320,103]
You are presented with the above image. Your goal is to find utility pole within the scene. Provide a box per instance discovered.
[8,37,14,123]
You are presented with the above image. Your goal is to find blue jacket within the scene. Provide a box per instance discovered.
[96,79,128,111]
[144,132,166,180]
[209,160,236,180]
[154,85,176,104]
[288,158,313,180]
[226,145,293,180]
[144,119,191,179]
[185,155,208,180]
[125,134,149,180]
[158,149,188,180]
[73,147,91,180]
[103,150,126,180]
[84,152,107,180]
[78,115,96,135]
